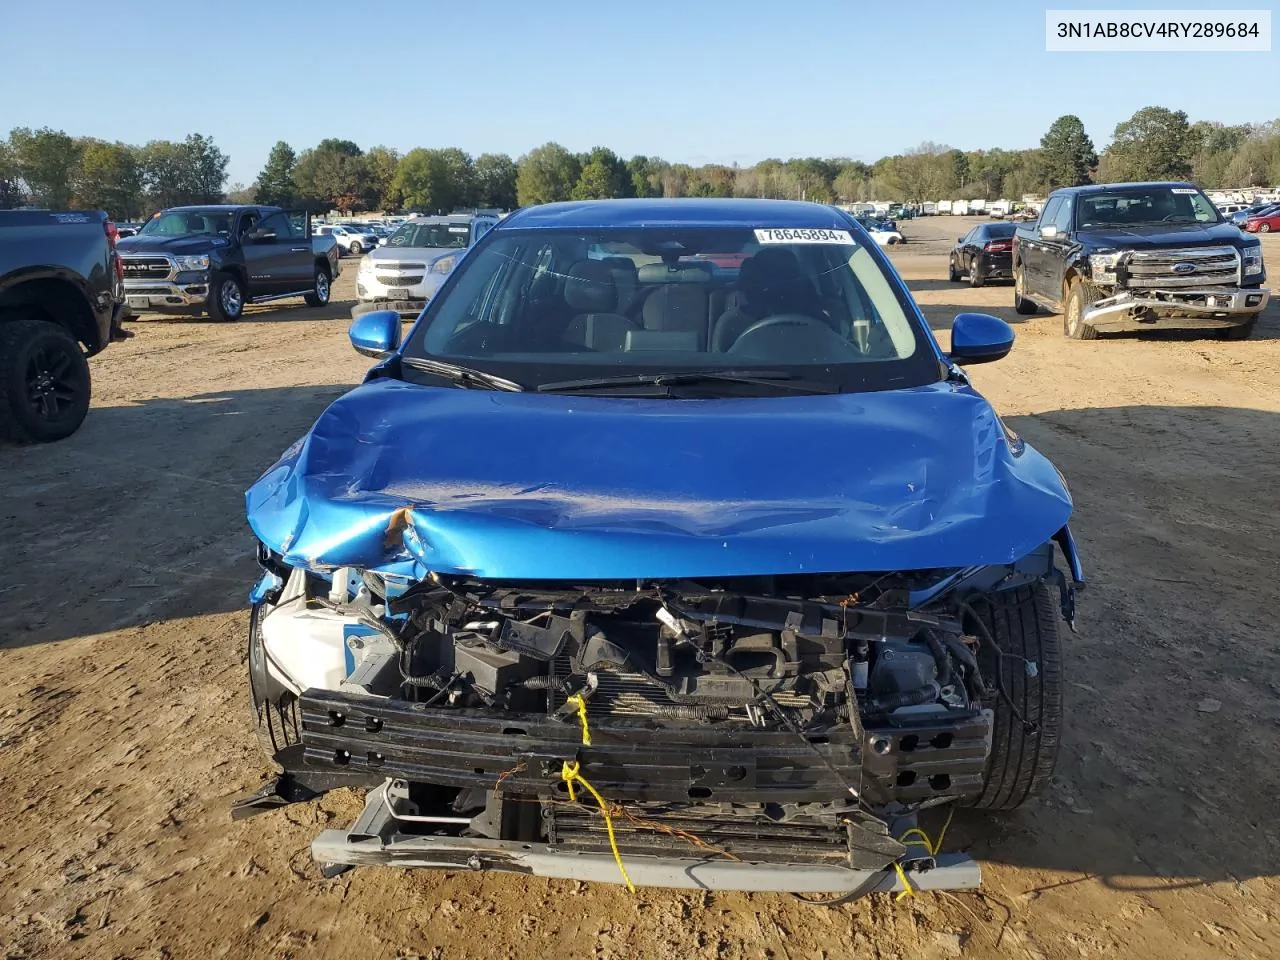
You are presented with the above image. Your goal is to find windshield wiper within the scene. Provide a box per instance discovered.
[535,370,837,395]
[400,356,525,392]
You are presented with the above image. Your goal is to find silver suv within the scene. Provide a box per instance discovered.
[353,213,500,318]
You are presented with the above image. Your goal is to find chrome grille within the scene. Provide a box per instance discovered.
[381,262,426,271]
[122,256,174,280]
[1125,246,1240,288]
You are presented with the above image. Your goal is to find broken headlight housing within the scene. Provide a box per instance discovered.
[1089,252,1121,283]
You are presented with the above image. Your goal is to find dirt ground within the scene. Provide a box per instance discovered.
[2,220,1278,960]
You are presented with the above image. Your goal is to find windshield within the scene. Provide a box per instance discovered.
[400,226,937,395]
[140,209,233,237]
[387,222,472,249]
[1076,187,1221,229]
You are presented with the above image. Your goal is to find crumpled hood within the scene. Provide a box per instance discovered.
[246,378,1072,579]
[1085,221,1244,250]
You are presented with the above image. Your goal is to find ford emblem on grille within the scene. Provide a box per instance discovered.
[1171,262,1197,275]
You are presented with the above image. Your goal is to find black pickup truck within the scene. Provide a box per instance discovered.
[118,205,341,322]
[1012,182,1269,340]
[0,209,124,443]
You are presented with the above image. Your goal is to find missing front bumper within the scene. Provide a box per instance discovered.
[309,779,982,894]
[1083,286,1269,329]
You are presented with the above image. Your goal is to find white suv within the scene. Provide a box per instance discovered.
[316,224,380,256]
[354,213,500,318]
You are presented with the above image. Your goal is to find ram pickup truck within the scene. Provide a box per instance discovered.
[1012,181,1269,340]
[118,205,341,322]
[0,209,124,443]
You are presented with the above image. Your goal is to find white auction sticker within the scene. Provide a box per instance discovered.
[755,228,853,244]
[1171,188,1199,194]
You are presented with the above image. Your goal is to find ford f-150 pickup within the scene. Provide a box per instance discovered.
[1012,181,1268,340]
[0,209,124,442]
[118,205,341,322]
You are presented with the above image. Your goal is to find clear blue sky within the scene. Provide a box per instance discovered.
[1,0,1275,185]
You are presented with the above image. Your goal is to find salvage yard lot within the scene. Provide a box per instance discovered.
[2,216,1278,959]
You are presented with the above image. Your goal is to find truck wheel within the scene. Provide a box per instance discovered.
[948,257,959,282]
[0,318,92,444]
[964,583,1064,810]
[348,241,363,256]
[1063,280,1100,340]
[969,257,985,288]
[1013,267,1038,315]
[304,264,332,307]
[248,603,301,769]
[209,272,245,322]
[1219,315,1258,341]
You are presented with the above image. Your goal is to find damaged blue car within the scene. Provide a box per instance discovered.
[239,198,1085,898]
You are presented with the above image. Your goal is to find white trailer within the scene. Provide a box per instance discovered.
[969,199,987,213]
[921,202,938,215]
[952,200,971,216]
[988,199,1013,217]
[937,200,953,215]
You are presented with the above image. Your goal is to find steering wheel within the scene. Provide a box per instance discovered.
[729,313,834,350]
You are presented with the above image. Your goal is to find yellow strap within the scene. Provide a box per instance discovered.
[560,761,635,893]
[893,860,916,900]
[561,693,634,892]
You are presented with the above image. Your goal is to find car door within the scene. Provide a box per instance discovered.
[1041,198,1074,305]
[955,229,974,270]
[964,228,983,272]
[240,211,300,295]
[269,211,315,290]
[1024,196,1062,298]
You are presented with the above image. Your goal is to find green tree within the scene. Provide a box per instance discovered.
[294,139,366,212]
[474,153,518,209]
[73,140,142,218]
[1102,106,1192,182]
[0,138,24,207]
[394,147,474,213]
[516,142,581,206]
[626,155,664,197]
[137,134,229,209]
[1039,115,1096,189]
[225,182,256,204]
[8,126,81,208]
[255,140,297,206]
[571,146,631,200]
[364,145,402,210]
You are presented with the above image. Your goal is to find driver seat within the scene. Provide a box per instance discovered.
[712,247,823,351]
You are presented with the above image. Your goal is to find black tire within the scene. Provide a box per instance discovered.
[208,272,245,322]
[0,317,92,444]
[969,256,985,288]
[348,240,363,256]
[1219,315,1259,341]
[948,257,959,282]
[1013,266,1038,315]
[965,583,1064,810]
[304,263,332,307]
[248,602,301,769]
[1063,280,1101,340]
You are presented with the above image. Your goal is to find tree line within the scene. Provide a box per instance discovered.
[3,106,1278,218]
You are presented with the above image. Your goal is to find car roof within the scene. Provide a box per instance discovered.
[163,204,275,212]
[499,198,853,231]
[406,214,477,224]
[1049,182,1199,197]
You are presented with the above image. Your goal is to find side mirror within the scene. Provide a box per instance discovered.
[349,309,401,358]
[957,236,966,242]
[1039,225,1059,239]
[948,312,1014,365]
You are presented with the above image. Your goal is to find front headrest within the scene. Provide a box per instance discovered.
[564,259,618,313]
[739,247,806,305]
[637,262,713,284]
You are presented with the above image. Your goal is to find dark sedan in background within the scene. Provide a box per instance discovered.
[949,222,1016,287]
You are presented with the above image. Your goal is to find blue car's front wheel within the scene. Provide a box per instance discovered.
[962,583,1064,811]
